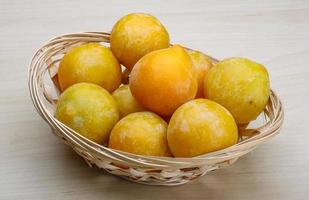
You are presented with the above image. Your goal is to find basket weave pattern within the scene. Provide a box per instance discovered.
[28,32,284,186]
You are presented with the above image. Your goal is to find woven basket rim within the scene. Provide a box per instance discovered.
[28,32,284,169]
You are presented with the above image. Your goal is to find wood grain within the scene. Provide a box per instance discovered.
[0,0,309,199]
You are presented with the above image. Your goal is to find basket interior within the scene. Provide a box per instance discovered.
[43,40,269,141]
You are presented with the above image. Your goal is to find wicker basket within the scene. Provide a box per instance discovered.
[28,32,284,186]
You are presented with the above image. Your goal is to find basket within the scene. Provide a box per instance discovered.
[28,32,284,186]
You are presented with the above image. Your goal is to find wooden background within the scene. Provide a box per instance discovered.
[1,0,308,199]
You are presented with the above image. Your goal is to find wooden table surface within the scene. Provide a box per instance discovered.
[1,0,308,199]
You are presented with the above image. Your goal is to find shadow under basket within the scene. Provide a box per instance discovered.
[28,32,284,186]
